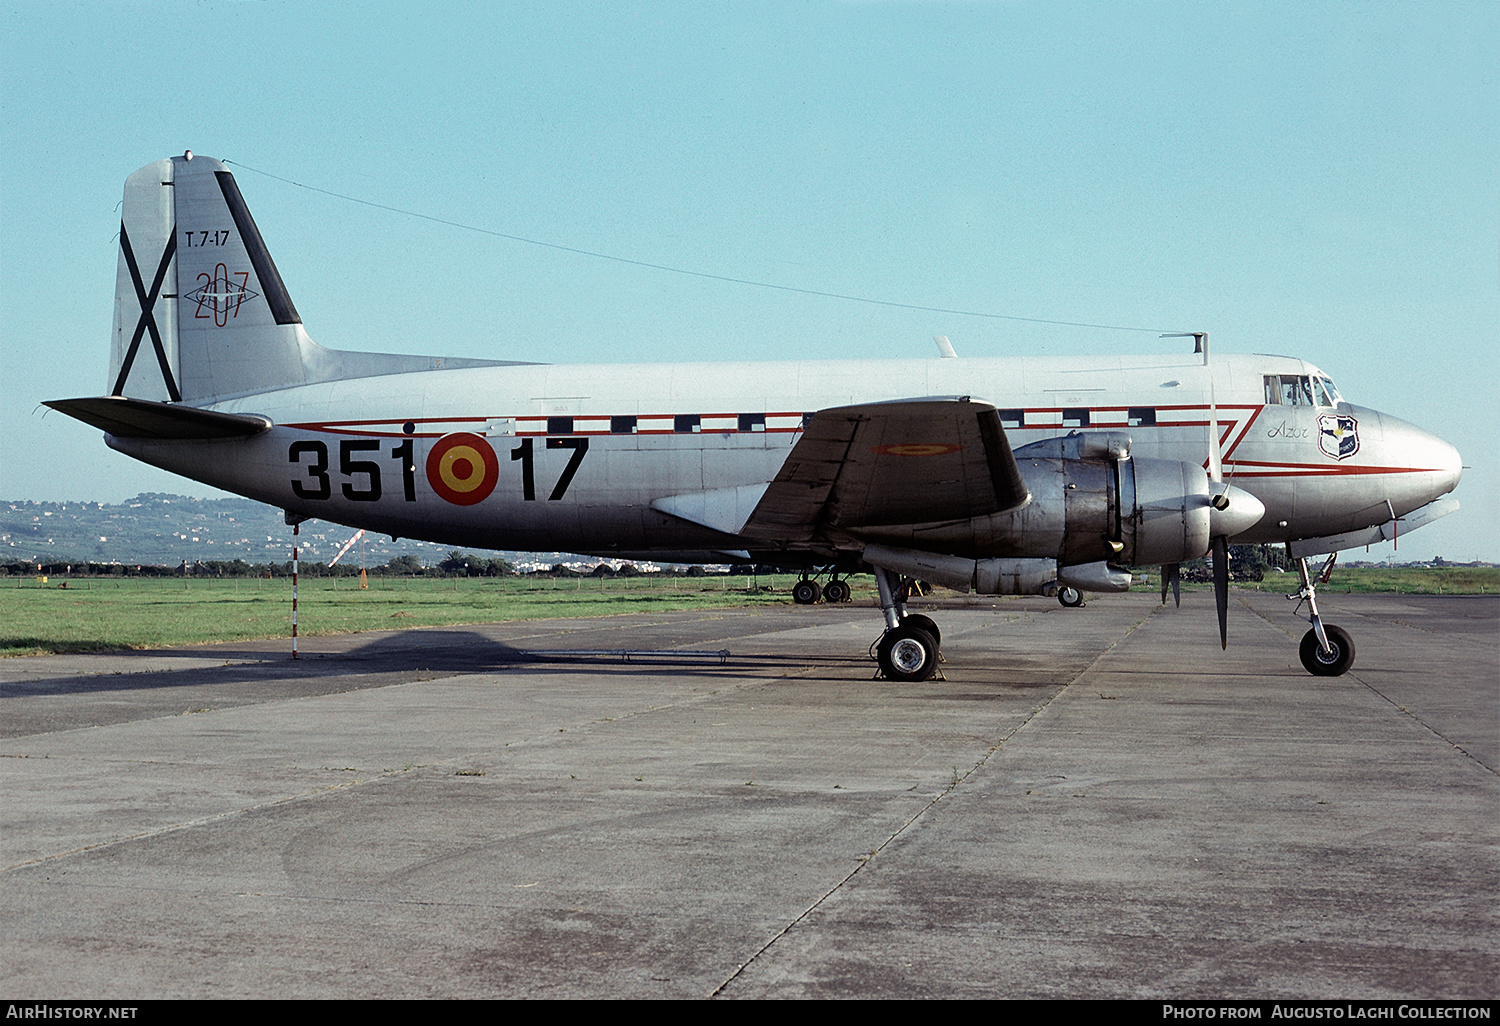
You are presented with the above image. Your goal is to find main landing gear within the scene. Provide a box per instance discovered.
[1291,553,1355,676]
[871,568,941,681]
[1056,585,1085,608]
[792,570,853,605]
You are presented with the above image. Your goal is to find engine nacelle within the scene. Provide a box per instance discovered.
[854,431,1263,568]
[1122,457,1212,567]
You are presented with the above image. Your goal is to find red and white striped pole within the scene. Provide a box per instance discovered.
[291,520,299,660]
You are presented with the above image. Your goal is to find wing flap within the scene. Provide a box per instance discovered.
[741,397,1030,543]
[44,396,272,439]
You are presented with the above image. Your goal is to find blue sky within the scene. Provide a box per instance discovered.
[2,1,1495,561]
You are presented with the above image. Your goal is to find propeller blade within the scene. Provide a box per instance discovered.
[1207,386,1222,483]
[1161,562,1181,607]
[1212,535,1229,650]
[1206,335,1223,485]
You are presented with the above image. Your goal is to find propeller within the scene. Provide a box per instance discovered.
[1163,332,1265,649]
[1207,351,1229,648]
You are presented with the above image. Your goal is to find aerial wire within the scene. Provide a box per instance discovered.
[225,159,1180,335]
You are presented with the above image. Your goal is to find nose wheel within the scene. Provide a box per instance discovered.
[1300,624,1355,676]
[1291,553,1355,677]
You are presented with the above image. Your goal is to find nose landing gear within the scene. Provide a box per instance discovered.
[1292,553,1355,676]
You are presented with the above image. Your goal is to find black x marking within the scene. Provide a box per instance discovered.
[111,223,181,401]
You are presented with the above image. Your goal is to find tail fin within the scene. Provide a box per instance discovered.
[110,153,314,401]
[109,153,505,404]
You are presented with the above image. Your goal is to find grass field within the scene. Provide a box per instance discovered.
[1226,565,1499,595]
[1,567,1493,657]
[0,573,827,657]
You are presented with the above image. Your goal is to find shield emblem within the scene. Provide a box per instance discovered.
[1318,414,1359,460]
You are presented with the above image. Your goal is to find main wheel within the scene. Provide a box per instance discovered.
[1058,586,1085,608]
[876,625,939,682]
[899,613,941,648]
[822,579,850,603]
[792,579,822,605]
[1299,624,1355,676]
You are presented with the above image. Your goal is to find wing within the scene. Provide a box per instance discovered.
[740,397,1030,543]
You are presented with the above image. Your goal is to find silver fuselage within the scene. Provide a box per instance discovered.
[107,351,1462,564]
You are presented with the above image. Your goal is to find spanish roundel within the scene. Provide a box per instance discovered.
[426,432,499,506]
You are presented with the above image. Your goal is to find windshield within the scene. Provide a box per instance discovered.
[1264,374,1342,407]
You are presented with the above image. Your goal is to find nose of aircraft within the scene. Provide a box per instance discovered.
[1355,406,1463,510]
[1431,434,1463,497]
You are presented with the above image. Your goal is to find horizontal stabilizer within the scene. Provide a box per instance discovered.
[44,396,272,439]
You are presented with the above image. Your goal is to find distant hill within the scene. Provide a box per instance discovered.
[0,493,548,569]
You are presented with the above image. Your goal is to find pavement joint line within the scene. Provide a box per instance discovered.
[1348,672,1498,778]
[0,777,370,875]
[0,659,806,871]
[708,601,1161,999]
[1238,598,1497,776]
[1239,594,1320,643]
[1241,591,1495,649]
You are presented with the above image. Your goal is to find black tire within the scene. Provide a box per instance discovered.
[822,579,850,604]
[1300,625,1355,676]
[876,625,938,682]
[792,579,822,605]
[1058,586,1085,608]
[899,613,941,648]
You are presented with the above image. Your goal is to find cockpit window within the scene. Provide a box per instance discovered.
[1264,374,1339,407]
[1316,377,1342,405]
[1265,374,1311,406]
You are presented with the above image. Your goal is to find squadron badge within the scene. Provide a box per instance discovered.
[1317,414,1360,460]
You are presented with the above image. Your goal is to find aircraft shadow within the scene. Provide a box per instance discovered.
[0,628,879,700]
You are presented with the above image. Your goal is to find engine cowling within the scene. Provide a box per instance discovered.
[854,431,1264,573]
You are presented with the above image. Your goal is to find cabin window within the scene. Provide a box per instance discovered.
[1128,407,1156,427]
[738,413,766,432]
[610,416,637,434]
[1062,408,1090,428]
[674,415,701,434]
[998,409,1023,428]
[546,416,574,435]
